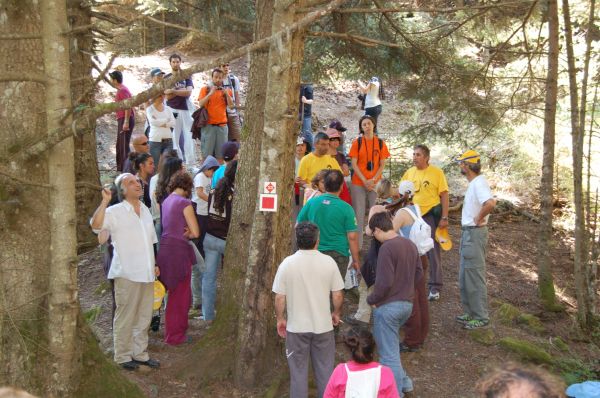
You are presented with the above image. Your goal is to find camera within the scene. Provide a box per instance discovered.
[366,161,373,171]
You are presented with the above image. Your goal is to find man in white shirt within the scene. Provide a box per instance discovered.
[90,173,160,370]
[454,150,496,330]
[272,222,344,398]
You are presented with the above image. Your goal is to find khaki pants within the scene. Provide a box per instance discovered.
[113,278,153,364]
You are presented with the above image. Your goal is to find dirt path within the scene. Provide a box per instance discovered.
[81,50,599,397]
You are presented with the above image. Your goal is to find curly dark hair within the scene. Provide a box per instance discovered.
[155,156,183,205]
[343,327,376,364]
[213,160,237,213]
[167,170,193,198]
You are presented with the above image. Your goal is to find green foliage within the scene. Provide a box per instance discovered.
[516,313,546,334]
[555,358,599,386]
[550,337,570,352]
[498,337,553,364]
[469,328,496,346]
[75,326,144,397]
[496,302,521,325]
[84,306,102,324]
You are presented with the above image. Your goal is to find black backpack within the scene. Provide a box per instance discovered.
[360,239,381,288]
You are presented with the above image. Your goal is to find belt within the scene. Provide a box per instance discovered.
[161,138,172,142]
[461,225,487,230]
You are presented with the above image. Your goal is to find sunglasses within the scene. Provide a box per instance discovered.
[137,142,148,146]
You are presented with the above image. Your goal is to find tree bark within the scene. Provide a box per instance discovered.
[537,0,559,310]
[68,0,102,254]
[0,1,49,390]
[231,0,307,386]
[562,0,593,328]
[41,0,80,394]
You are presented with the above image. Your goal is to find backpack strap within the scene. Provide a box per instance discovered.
[401,206,418,222]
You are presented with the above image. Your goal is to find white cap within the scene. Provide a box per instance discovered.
[398,180,415,198]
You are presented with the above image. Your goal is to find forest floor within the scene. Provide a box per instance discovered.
[79,49,600,397]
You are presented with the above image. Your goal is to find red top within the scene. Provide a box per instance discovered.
[115,85,134,119]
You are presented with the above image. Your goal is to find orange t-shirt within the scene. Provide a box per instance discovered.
[197,86,232,125]
[348,135,390,186]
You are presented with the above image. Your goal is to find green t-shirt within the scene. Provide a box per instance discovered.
[297,193,358,256]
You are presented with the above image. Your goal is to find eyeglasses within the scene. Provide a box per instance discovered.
[138,142,148,146]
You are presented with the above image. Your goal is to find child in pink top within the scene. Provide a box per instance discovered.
[324,328,400,398]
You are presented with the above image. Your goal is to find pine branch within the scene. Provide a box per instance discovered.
[0,0,350,172]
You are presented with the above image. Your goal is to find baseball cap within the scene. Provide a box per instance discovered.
[222,141,240,161]
[150,68,165,77]
[326,128,341,139]
[329,119,347,132]
[199,155,220,172]
[435,227,452,251]
[455,150,481,164]
[398,180,415,197]
[108,70,122,81]
[566,381,600,398]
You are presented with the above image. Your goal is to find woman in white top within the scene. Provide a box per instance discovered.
[146,93,176,167]
[358,77,384,125]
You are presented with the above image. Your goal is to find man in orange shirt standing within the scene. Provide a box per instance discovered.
[197,68,234,162]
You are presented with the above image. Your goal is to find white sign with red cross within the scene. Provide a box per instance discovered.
[264,181,277,194]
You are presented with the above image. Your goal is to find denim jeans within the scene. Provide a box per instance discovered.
[201,233,226,320]
[372,300,413,396]
[149,139,173,169]
[189,240,205,309]
[301,116,313,148]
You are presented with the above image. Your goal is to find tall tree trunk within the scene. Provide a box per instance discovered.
[0,1,50,390]
[537,0,559,310]
[68,0,102,254]
[41,0,79,394]
[232,0,306,386]
[579,0,597,316]
[562,0,593,328]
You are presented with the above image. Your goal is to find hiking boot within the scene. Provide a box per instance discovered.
[134,358,160,369]
[120,361,139,371]
[428,291,440,301]
[455,313,472,324]
[399,341,421,353]
[463,319,490,330]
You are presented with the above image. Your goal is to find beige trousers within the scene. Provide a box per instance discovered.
[113,278,153,364]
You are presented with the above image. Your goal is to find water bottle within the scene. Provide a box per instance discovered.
[349,269,359,288]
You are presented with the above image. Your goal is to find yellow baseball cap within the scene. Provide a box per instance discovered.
[153,280,166,311]
[455,150,480,164]
[435,227,452,251]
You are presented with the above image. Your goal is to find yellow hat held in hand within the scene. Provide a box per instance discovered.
[435,227,452,251]
[153,280,166,311]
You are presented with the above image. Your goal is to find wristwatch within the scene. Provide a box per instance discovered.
[441,216,448,221]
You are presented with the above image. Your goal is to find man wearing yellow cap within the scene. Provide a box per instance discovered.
[401,144,449,301]
[455,150,496,329]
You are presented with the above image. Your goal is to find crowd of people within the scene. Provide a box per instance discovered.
[97,58,511,396]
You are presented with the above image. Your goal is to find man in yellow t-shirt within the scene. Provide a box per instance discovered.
[401,144,449,301]
[297,132,342,185]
